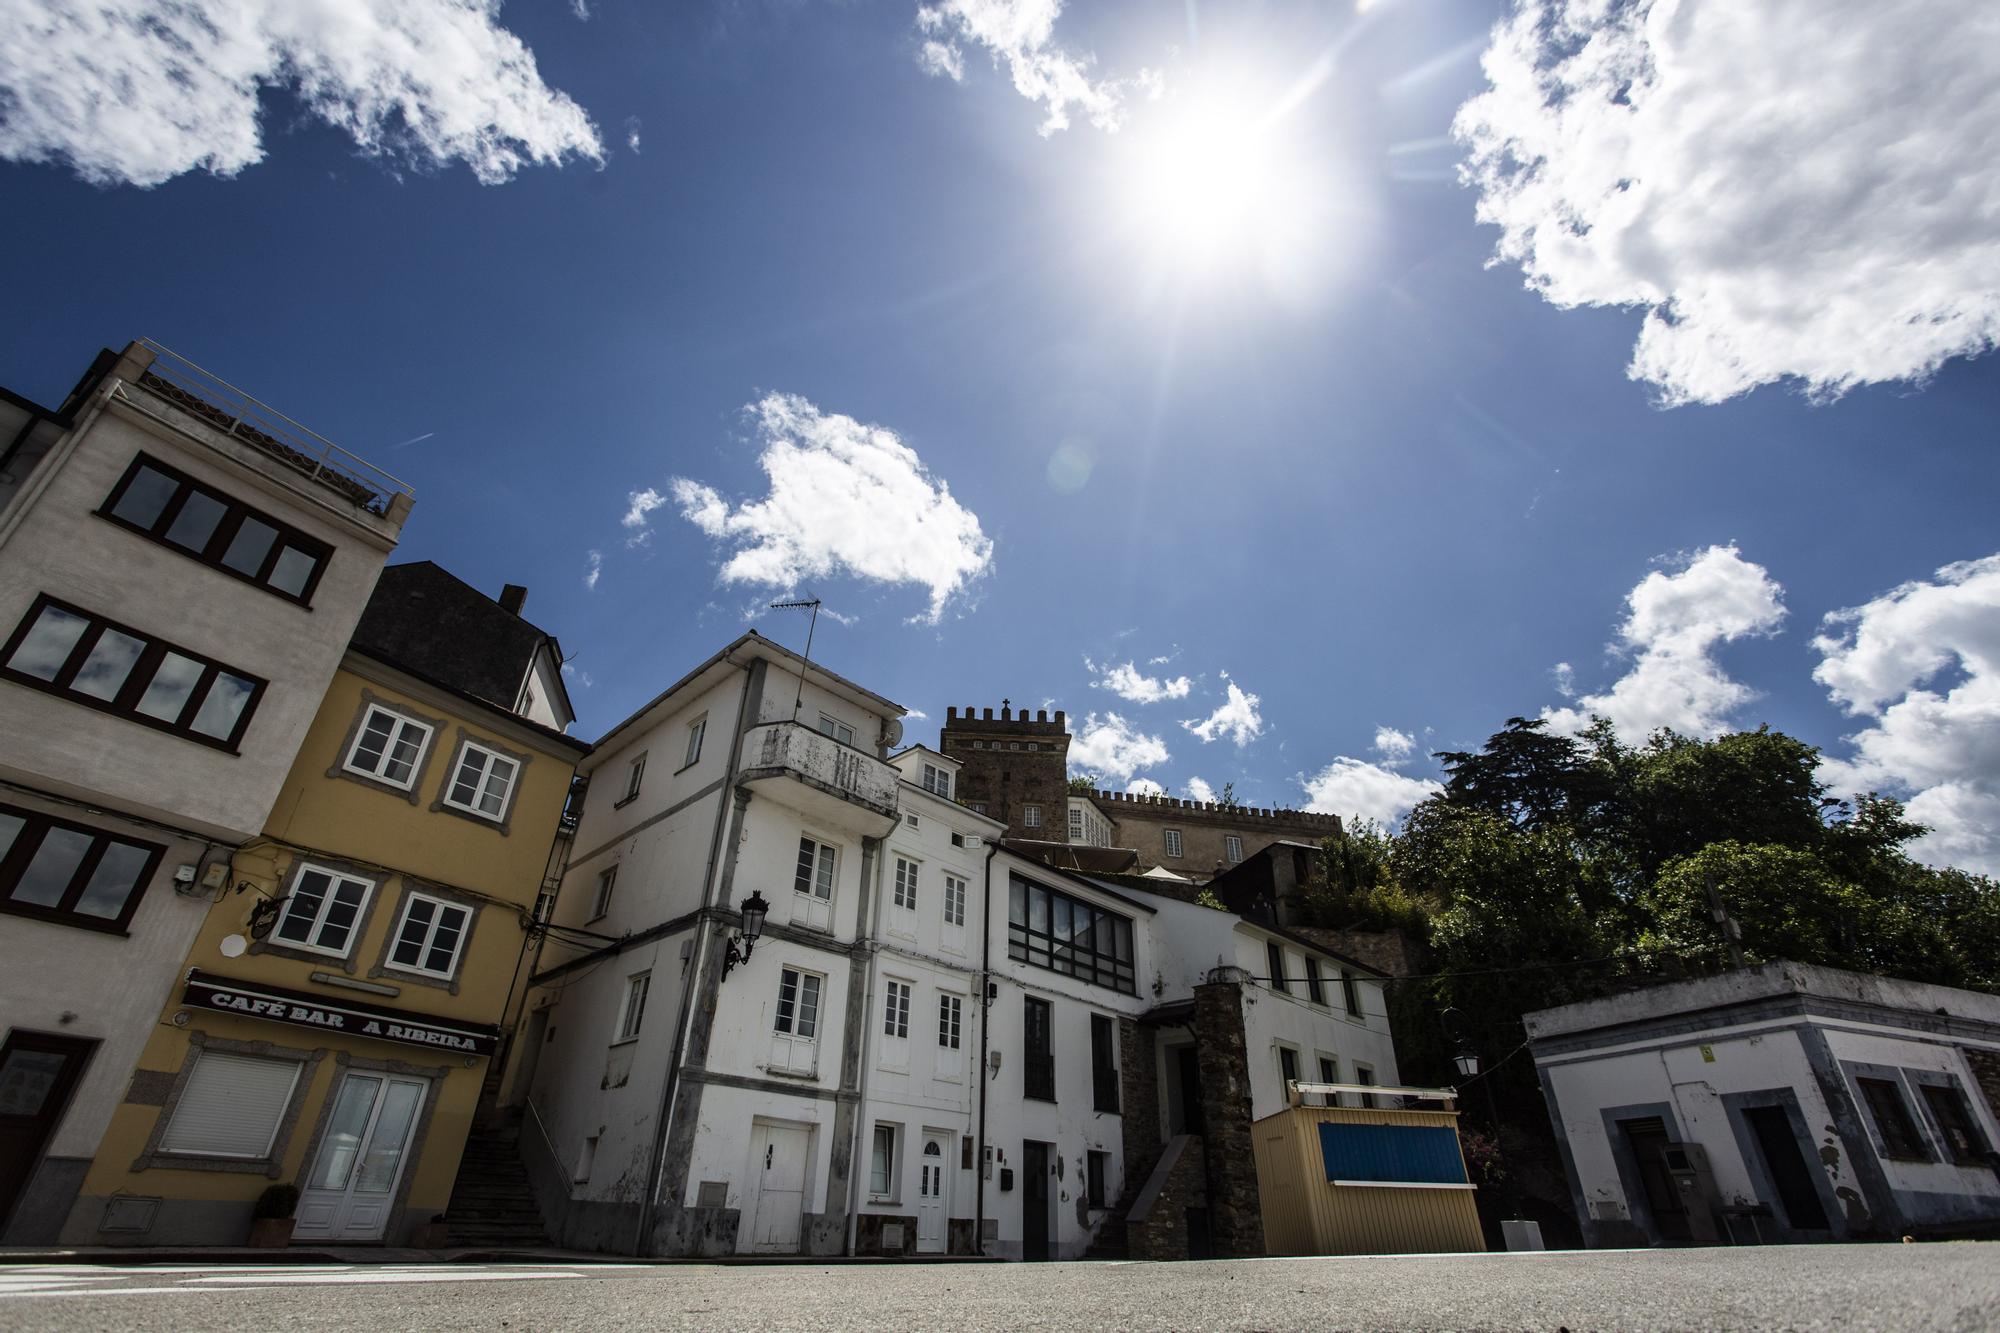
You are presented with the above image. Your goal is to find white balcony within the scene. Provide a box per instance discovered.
[738,719,900,836]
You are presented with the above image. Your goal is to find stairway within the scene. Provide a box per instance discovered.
[1082,1168,1153,1260]
[445,1106,550,1249]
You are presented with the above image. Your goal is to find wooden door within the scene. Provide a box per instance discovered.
[295,1071,429,1241]
[1022,1140,1050,1261]
[749,1122,810,1253]
[0,1032,93,1234]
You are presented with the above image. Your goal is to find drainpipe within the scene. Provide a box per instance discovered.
[843,829,889,1254]
[974,839,999,1255]
[634,651,757,1255]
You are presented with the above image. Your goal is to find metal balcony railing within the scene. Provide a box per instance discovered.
[120,339,412,515]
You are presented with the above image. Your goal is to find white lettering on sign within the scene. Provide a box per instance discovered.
[188,979,490,1055]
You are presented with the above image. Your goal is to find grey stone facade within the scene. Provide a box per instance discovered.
[938,704,1070,840]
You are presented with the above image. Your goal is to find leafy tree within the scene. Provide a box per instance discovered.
[1066,774,1100,795]
[1616,728,1831,880]
[1435,718,1614,832]
[1214,781,1243,810]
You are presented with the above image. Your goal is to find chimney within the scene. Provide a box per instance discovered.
[499,584,528,615]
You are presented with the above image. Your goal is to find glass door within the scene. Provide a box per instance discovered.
[294,1071,428,1241]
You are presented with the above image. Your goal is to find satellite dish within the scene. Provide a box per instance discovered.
[880,716,904,750]
[219,934,248,958]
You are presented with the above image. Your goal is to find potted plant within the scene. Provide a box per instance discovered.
[249,1183,300,1248]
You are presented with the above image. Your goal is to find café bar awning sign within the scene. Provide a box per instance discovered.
[181,969,500,1058]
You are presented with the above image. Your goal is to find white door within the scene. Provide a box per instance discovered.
[748,1122,811,1253]
[916,1134,950,1253]
[294,1072,428,1241]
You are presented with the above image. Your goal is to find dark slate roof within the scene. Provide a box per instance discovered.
[351,562,569,728]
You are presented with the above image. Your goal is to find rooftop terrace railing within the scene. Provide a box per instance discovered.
[118,339,412,516]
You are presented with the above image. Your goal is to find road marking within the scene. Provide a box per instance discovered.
[183,1269,587,1286]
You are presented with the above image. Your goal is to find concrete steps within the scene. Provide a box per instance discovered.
[445,1108,548,1248]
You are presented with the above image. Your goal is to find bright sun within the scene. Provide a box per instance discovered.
[1107,64,1351,301]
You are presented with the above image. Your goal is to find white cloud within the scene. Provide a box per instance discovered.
[1454,0,2000,405]
[1300,758,1441,830]
[1125,778,1166,797]
[622,488,667,528]
[582,549,602,590]
[0,0,602,188]
[1552,661,1576,698]
[1185,776,1216,804]
[1068,712,1169,782]
[1813,554,2000,876]
[1543,545,1785,743]
[569,0,590,18]
[904,708,928,721]
[1183,675,1263,747]
[1087,657,1191,704]
[624,116,641,154]
[669,393,993,624]
[915,0,1149,136]
[1372,726,1416,761]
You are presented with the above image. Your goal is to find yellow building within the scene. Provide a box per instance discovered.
[62,563,587,1247]
[1251,1086,1486,1257]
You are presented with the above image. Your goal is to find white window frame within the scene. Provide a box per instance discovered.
[621,753,646,805]
[442,740,519,822]
[817,713,855,747]
[893,856,920,912]
[938,993,962,1050]
[1163,828,1184,858]
[904,812,920,831]
[590,865,617,921]
[683,715,707,769]
[942,873,967,929]
[341,703,432,790]
[1023,804,1041,829]
[1068,807,1083,839]
[1224,834,1243,863]
[869,1123,899,1201]
[770,966,824,1075]
[271,862,375,959]
[385,891,472,979]
[883,979,912,1039]
[922,763,951,799]
[615,971,651,1043]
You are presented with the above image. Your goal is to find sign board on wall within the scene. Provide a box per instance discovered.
[180,969,500,1057]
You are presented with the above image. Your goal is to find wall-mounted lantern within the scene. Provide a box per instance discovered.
[723,891,770,979]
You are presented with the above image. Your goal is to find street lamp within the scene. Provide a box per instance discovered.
[1452,1048,1482,1081]
[1441,1005,1500,1131]
[723,891,769,978]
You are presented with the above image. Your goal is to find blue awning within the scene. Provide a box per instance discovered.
[1317,1122,1468,1186]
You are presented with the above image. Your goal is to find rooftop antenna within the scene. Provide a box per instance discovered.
[769,597,822,720]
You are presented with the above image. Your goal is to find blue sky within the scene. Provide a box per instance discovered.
[4,1,1997,872]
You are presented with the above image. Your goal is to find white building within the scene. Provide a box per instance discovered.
[508,636,1408,1260]
[1528,961,2000,1247]
[0,340,410,1243]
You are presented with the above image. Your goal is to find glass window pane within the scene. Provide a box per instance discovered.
[73,840,152,919]
[164,489,227,553]
[775,970,798,1033]
[424,907,465,973]
[814,846,834,899]
[355,1081,423,1193]
[385,722,425,783]
[450,754,484,807]
[317,879,365,951]
[220,516,280,577]
[189,672,255,740]
[72,628,146,701]
[7,605,90,681]
[268,545,318,598]
[351,710,394,774]
[276,870,330,943]
[478,756,515,816]
[0,812,25,863]
[797,973,821,1038]
[312,1074,383,1191]
[109,464,181,529]
[136,652,204,723]
[13,827,93,908]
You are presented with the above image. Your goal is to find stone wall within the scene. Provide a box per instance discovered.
[939,705,1070,840]
[1087,790,1339,884]
[1118,1017,1162,1179]
[1191,980,1266,1257]
[1965,1047,2000,1122]
[1125,1137,1208,1261]
[854,1212,918,1256]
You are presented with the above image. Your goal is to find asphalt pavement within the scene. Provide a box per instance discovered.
[1,1242,1995,1331]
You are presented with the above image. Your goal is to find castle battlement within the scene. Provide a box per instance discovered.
[942,704,1068,734]
[1085,789,1339,829]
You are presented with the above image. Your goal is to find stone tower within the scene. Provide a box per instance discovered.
[938,702,1070,841]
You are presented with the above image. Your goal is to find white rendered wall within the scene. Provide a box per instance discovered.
[1823,1026,2000,1205]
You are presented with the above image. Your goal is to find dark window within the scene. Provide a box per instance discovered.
[0,802,164,934]
[1267,942,1289,994]
[1,595,265,750]
[1007,875,1135,995]
[1304,957,1326,1005]
[1919,1083,1989,1165]
[1024,996,1055,1102]
[1356,1065,1377,1109]
[1341,969,1362,1017]
[1279,1046,1300,1090]
[1091,1013,1119,1114]
[1858,1078,1929,1160]
[99,453,331,605]
[1086,1150,1109,1209]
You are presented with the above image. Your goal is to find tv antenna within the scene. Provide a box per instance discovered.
[769,597,822,720]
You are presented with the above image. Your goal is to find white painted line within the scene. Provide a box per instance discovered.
[185,1270,586,1286]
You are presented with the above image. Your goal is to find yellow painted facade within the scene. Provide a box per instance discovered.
[1252,1104,1487,1256]
[67,654,581,1247]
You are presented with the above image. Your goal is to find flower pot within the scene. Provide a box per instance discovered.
[248,1216,296,1248]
